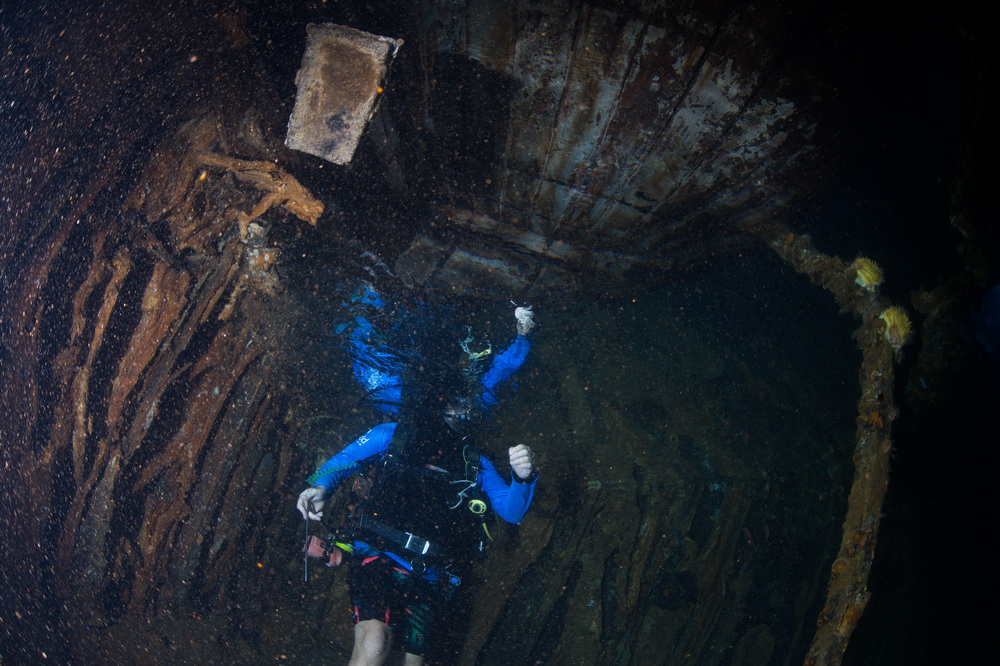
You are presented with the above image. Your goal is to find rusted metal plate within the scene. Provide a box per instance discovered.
[285,23,402,165]
[388,0,843,295]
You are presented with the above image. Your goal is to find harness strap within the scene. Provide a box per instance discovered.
[354,513,449,559]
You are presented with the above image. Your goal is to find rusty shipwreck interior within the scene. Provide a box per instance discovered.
[1,1,996,664]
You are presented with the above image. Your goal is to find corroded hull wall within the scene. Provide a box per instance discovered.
[380,0,866,297]
[0,9,316,659]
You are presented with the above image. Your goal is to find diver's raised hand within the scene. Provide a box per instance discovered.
[509,444,536,480]
[514,305,535,335]
[297,486,327,520]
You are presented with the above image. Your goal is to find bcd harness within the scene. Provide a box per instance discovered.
[348,422,493,564]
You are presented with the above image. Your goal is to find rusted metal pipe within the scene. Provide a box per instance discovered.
[764,230,910,665]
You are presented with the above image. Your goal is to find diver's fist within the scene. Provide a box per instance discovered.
[297,486,327,520]
[509,444,535,480]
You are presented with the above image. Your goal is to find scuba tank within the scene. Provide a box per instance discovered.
[351,416,493,562]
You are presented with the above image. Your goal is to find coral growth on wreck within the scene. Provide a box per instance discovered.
[852,257,883,291]
[878,306,913,349]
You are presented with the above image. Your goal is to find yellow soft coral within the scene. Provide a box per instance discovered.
[852,257,883,291]
[878,306,912,349]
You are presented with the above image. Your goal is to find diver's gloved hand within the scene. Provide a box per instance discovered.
[514,305,535,335]
[509,444,536,480]
[297,486,328,520]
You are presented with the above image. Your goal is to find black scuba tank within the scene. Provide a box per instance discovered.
[355,419,484,560]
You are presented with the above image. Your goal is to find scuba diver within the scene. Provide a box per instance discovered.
[335,279,535,417]
[296,291,538,665]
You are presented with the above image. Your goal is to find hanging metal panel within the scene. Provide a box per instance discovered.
[285,23,402,165]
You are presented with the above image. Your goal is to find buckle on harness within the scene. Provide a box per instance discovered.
[404,533,431,555]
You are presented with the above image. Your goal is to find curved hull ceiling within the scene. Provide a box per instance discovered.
[363,0,875,295]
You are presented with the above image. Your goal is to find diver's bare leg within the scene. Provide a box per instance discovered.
[349,619,393,665]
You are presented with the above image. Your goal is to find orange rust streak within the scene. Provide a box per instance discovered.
[131,323,261,493]
[107,263,191,431]
[70,250,132,485]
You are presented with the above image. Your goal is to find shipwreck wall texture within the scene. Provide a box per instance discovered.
[2,0,988,664]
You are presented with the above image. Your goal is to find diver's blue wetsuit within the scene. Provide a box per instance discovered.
[309,423,538,657]
[479,336,531,412]
[336,284,532,414]
[344,328,532,414]
[310,422,536,523]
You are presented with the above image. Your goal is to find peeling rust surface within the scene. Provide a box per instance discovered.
[0,36,318,653]
[392,0,859,296]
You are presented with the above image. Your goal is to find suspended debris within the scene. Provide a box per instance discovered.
[285,23,403,165]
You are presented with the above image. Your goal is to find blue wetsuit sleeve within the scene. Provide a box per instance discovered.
[479,335,531,412]
[308,423,396,492]
[477,454,536,523]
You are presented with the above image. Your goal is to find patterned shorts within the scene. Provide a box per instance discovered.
[347,552,439,657]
